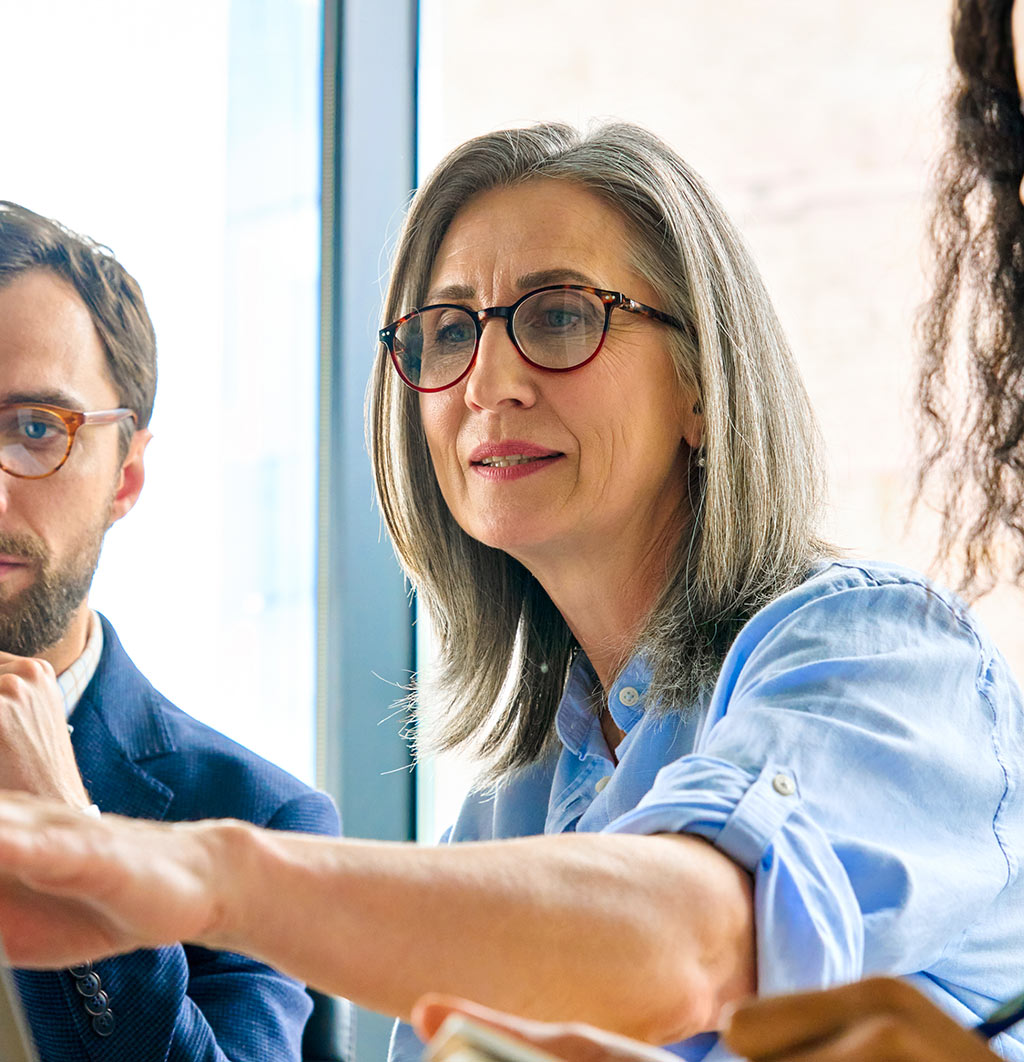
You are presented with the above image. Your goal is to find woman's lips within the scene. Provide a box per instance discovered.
[469,442,564,480]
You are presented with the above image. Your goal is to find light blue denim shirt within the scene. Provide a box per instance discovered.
[391,561,1024,1061]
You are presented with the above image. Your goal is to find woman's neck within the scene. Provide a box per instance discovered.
[525,530,677,690]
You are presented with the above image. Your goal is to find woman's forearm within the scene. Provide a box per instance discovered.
[206,824,755,1043]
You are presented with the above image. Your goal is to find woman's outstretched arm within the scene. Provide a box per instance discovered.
[0,793,754,1045]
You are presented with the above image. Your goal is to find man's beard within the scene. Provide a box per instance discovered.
[0,521,108,658]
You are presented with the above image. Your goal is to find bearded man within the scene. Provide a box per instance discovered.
[0,201,342,1062]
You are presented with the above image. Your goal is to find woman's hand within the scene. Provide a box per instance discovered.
[0,791,232,967]
[721,977,1002,1062]
[414,995,679,1062]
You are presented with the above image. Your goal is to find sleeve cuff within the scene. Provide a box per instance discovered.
[605,756,865,993]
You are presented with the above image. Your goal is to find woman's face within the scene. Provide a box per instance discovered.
[418,178,702,577]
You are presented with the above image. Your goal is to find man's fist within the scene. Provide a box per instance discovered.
[0,654,89,807]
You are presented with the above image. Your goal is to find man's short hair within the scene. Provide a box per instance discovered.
[0,202,157,453]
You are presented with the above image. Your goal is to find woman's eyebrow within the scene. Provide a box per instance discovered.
[425,283,476,303]
[517,268,596,289]
[426,268,597,305]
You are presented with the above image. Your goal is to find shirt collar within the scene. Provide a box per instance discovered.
[57,611,104,718]
[555,652,653,758]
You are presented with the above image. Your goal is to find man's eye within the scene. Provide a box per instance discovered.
[22,420,53,440]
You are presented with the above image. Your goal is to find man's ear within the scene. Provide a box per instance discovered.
[109,428,152,527]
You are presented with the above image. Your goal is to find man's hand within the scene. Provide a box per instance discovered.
[0,653,90,807]
[722,978,1002,1062]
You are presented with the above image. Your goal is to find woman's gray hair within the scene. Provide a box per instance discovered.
[369,121,831,783]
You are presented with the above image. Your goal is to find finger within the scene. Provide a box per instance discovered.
[740,1011,995,1062]
[413,995,677,1062]
[414,995,546,1044]
[0,655,56,683]
[723,979,972,1060]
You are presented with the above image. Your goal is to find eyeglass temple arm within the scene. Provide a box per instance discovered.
[613,295,690,336]
[81,408,137,426]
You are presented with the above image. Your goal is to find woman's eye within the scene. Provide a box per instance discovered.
[542,308,582,329]
[521,293,601,335]
[438,323,470,342]
[434,319,475,349]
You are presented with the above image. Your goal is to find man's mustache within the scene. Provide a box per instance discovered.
[0,532,47,564]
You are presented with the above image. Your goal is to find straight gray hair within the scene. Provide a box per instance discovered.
[369,122,831,783]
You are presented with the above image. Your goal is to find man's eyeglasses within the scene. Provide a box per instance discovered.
[379,284,689,393]
[0,404,136,479]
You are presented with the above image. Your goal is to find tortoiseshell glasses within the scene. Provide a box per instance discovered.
[0,404,137,479]
[379,284,688,393]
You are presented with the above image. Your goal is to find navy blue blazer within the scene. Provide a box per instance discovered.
[14,615,341,1062]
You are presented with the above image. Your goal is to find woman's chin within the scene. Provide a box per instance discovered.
[466,522,565,567]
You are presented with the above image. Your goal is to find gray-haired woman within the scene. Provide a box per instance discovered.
[0,123,1018,1062]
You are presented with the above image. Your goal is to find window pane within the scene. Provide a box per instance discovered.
[3,0,321,783]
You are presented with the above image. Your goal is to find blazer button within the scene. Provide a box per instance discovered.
[75,972,102,997]
[84,991,109,1017]
[68,963,93,978]
[91,1010,115,1037]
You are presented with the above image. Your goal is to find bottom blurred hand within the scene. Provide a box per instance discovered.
[722,977,1001,1062]
[414,996,678,1062]
[414,979,1003,1062]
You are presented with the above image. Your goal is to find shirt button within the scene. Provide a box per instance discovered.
[594,775,610,793]
[84,990,109,1017]
[92,1010,115,1037]
[75,972,102,997]
[617,686,639,707]
[772,773,796,796]
[68,962,93,978]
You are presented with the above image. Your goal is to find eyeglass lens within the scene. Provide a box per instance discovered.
[0,407,71,477]
[393,287,608,390]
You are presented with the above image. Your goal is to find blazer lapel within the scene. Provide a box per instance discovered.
[69,616,175,821]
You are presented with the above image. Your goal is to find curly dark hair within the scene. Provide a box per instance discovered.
[917,0,1024,596]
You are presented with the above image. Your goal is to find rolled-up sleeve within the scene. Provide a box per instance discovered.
[606,568,1014,997]
[606,757,863,993]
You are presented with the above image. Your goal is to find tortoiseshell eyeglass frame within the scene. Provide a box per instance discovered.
[378,283,693,393]
[0,404,137,479]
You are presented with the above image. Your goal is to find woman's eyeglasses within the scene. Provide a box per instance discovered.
[379,284,689,393]
[0,404,136,479]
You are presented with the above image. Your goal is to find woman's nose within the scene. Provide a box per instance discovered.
[462,318,538,412]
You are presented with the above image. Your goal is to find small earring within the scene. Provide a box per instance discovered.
[695,447,706,469]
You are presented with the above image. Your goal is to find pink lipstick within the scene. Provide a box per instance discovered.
[469,441,564,481]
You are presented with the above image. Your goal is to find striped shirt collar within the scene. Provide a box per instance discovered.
[57,611,104,719]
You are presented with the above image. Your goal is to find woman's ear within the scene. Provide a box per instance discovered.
[682,395,704,451]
